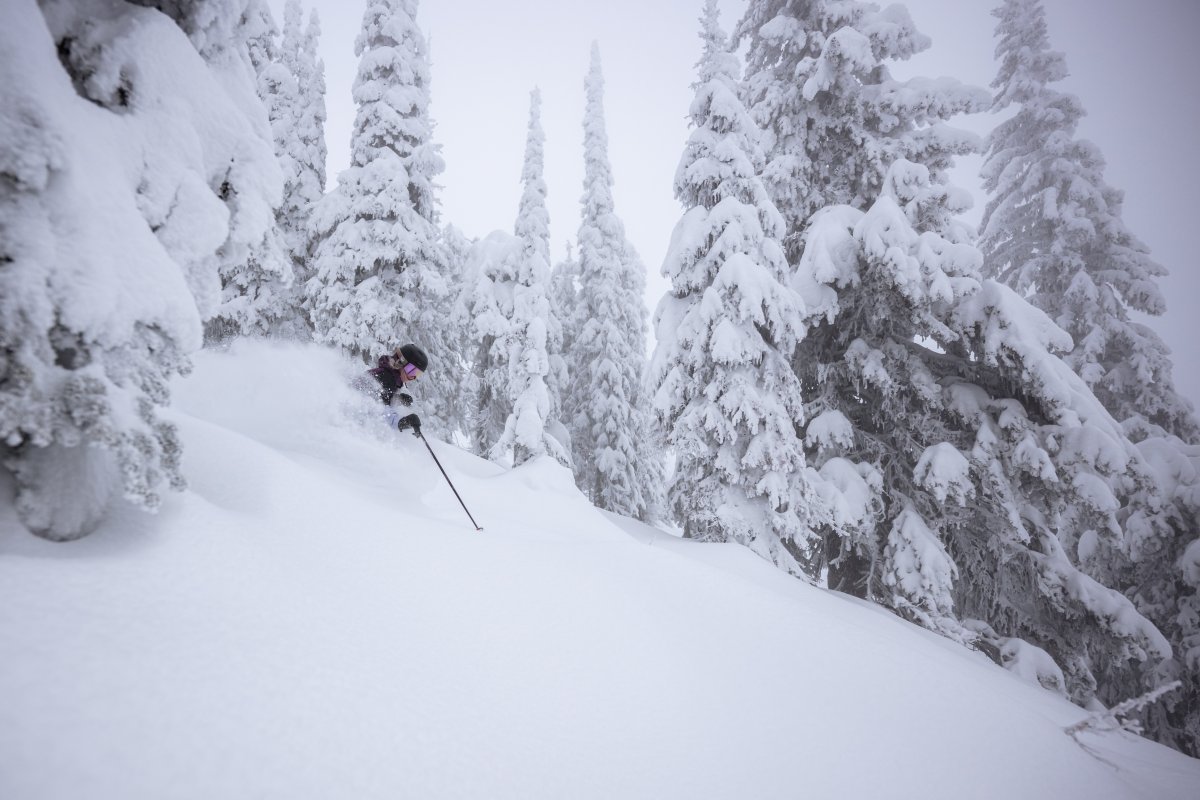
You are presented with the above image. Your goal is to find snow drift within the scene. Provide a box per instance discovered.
[1,341,1197,799]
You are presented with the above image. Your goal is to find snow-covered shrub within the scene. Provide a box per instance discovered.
[1000,639,1067,695]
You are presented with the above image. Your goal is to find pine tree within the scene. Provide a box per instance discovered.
[980,0,1198,445]
[1127,436,1200,755]
[797,159,1169,710]
[298,9,328,205]
[980,0,1200,756]
[249,0,328,341]
[734,0,988,258]
[244,0,278,72]
[494,90,569,466]
[466,231,520,458]
[275,2,327,337]
[563,44,661,520]
[1,0,280,539]
[441,223,475,366]
[307,0,461,434]
[254,6,296,197]
[550,241,580,345]
[650,0,817,569]
[733,0,988,583]
[203,0,293,341]
[547,242,578,460]
[231,0,307,340]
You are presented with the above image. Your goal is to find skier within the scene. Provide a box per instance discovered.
[367,343,428,434]
[367,342,480,529]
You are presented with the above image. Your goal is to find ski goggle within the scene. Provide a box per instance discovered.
[402,363,423,380]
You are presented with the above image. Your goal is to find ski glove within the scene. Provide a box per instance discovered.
[383,411,420,434]
[397,392,413,407]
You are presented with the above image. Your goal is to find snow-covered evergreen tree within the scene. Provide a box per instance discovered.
[1,0,281,539]
[734,0,988,257]
[201,0,293,341]
[253,7,295,196]
[244,0,278,73]
[271,1,327,338]
[442,222,475,356]
[443,224,474,285]
[550,241,580,338]
[273,0,324,338]
[493,90,569,466]
[1126,436,1200,756]
[465,231,520,458]
[980,0,1197,445]
[297,9,327,206]
[276,0,302,73]
[563,44,661,520]
[546,242,578,460]
[650,0,817,569]
[620,238,666,519]
[307,0,460,434]
[981,0,1200,755]
[798,158,1169,714]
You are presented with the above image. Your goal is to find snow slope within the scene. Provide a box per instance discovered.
[2,341,1197,800]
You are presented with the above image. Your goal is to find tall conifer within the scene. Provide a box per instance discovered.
[981,0,1200,755]
[797,159,1168,711]
[981,0,1197,445]
[564,44,661,520]
[308,0,461,433]
[650,0,817,568]
[734,0,987,258]
[204,0,292,341]
[272,0,327,337]
[495,90,568,465]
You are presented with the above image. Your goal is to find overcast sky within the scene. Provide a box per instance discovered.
[280,0,1199,406]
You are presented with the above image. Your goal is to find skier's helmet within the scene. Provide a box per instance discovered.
[396,343,429,372]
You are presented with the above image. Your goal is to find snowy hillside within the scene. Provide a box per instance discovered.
[1,341,1197,800]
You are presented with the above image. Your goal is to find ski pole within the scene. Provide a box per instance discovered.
[415,429,483,531]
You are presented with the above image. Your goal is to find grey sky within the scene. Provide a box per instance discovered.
[287,0,1199,406]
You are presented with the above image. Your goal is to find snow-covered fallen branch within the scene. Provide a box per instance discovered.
[1065,681,1182,740]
